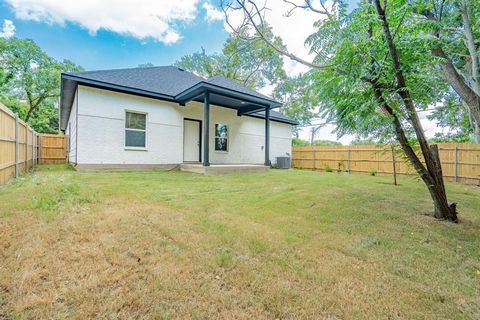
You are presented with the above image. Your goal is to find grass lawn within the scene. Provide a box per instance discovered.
[1,165,479,319]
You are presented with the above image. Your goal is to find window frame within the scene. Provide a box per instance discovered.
[214,123,229,152]
[124,109,148,151]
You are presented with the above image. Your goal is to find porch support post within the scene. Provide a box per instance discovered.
[203,91,210,166]
[264,106,270,166]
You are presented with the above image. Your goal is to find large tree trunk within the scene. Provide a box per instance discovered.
[461,0,479,95]
[460,0,480,143]
[466,104,480,143]
[428,0,480,129]
[371,81,458,222]
[432,47,480,127]
[374,0,458,222]
[428,144,457,220]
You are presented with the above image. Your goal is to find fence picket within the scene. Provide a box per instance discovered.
[292,144,480,185]
[0,103,68,185]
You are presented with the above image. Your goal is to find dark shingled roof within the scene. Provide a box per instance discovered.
[67,66,205,97]
[61,66,297,129]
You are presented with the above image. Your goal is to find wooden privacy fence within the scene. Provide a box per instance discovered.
[39,134,68,164]
[0,103,67,185]
[292,144,480,185]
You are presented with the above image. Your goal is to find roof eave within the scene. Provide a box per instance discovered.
[61,73,176,101]
[59,73,294,130]
[60,73,178,131]
[246,113,298,125]
[175,81,282,109]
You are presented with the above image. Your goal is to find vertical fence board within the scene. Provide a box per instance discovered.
[39,134,67,164]
[0,103,68,185]
[293,144,480,185]
[0,104,18,184]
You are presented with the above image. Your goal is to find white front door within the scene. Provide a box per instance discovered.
[183,119,201,162]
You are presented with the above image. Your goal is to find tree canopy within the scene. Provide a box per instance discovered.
[413,0,480,142]
[0,37,82,133]
[176,27,286,91]
[224,0,461,221]
[175,30,317,128]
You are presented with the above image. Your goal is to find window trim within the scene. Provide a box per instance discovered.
[124,109,148,151]
[214,123,229,153]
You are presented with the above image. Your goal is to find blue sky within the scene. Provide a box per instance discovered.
[6,0,438,143]
[0,1,230,70]
[0,0,359,72]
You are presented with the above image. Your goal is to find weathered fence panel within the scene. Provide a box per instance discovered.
[292,144,480,185]
[39,134,67,164]
[0,103,68,185]
[0,103,39,185]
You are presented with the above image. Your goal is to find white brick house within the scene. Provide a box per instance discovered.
[60,66,295,171]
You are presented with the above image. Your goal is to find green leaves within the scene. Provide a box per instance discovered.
[175,27,286,91]
[0,37,82,133]
[428,91,474,142]
[273,73,318,129]
[175,26,317,128]
[302,0,452,141]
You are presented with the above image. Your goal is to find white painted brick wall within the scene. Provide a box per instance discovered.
[67,91,78,164]
[73,85,292,165]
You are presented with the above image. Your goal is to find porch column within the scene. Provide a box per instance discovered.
[203,91,210,166]
[264,106,270,166]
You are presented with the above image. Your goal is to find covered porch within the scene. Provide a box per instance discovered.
[176,79,281,168]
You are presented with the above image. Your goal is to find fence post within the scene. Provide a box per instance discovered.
[37,134,40,165]
[347,148,351,174]
[34,133,38,168]
[15,113,19,178]
[312,148,316,171]
[25,124,28,173]
[38,134,41,164]
[391,144,397,186]
[32,132,35,169]
[454,144,458,182]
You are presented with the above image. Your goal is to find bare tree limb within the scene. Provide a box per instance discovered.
[222,0,330,70]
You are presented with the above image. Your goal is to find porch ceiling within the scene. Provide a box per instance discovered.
[176,81,281,112]
[191,93,267,115]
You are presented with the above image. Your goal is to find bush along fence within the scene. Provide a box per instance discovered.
[292,144,480,185]
[0,103,67,185]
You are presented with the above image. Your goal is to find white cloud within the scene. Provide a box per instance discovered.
[0,19,15,38]
[224,1,446,144]
[5,0,200,44]
[203,2,224,22]
[224,0,320,77]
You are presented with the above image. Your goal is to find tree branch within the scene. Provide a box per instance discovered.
[222,0,330,70]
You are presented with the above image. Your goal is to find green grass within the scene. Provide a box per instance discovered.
[1,165,479,319]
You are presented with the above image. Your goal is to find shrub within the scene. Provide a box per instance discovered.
[292,138,310,147]
[369,168,377,176]
[324,164,333,172]
[312,140,342,146]
[337,161,344,173]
